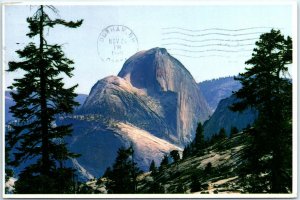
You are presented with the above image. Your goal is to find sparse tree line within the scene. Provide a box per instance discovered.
[5,5,292,194]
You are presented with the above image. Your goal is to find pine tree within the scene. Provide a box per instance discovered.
[218,128,227,139]
[190,173,200,193]
[204,162,212,175]
[149,160,157,175]
[230,126,239,138]
[5,145,14,193]
[193,122,205,153]
[231,29,292,193]
[159,155,169,171]
[105,146,141,193]
[170,150,180,163]
[182,144,192,159]
[6,5,83,194]
[102,167,112,178]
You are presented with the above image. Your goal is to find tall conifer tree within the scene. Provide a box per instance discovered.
[105,146,141,193]
[7,5,83,193]
[194,122,205,151]
[231,29,292,193]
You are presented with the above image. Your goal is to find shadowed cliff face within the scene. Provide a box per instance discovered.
[203,95,258,139]
[118,47,211,144]
[198,77,242,112]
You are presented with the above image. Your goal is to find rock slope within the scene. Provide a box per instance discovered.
[60,47,211,178]
[137,131,251,194]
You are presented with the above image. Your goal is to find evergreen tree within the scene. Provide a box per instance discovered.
[174,185,185,193]
[182,144,192,159]
[105,146,141,193]
[204,162,212,175]
[149,182,164,193]
[149,160,158,175]
[218,128,227,139]
[5,145,14,193]
[231,29,292,193]
[230,126,239,138]
[193,122,205,153]
[208,128,227,146]
[170,150,180,163]
[159,155,169,171]
[190,173,200,193]
[6,5,83,193]
[102,167,112,178]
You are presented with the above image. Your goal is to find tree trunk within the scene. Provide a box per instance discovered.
[39,5,50,176]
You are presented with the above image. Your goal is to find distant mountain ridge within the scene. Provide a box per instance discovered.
[199,76,241,111]
[203,95,258,139]
[5,91,87,123]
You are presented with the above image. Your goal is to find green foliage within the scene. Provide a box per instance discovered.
[76,183,95,194]
[193,122,206,154]
[182,144,192,159]
[14,165,77,194]
[218,128,227,139]
[190,173,201,193]
[170,150,180,163]
[194,122,205,148]
[149,160,158,175]
[102,167,112,178]
[5,145,14,193]
[149,182,164,193]
[183,122,206,159]
[204,162,212,175]
[6,5,82,193]
[104,146,141,194]
[159,155,169,171]
[174,185,185,193]
[230,126,239,138]
[208,127,227,146]
[231,29,292,193]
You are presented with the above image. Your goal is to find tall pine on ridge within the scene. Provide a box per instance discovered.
[231,29,292,193]
[7,5,83,194]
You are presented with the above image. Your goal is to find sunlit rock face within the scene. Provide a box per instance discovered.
[118,47,211,144]
[64,47,211,178]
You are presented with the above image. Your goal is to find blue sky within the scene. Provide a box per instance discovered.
[5,4,294,94]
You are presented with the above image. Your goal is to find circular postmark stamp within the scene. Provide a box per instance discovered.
[97,25,139,63]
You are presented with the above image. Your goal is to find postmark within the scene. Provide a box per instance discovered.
[97,25,139,63]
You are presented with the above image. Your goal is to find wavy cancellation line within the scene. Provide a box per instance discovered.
[162,31,265,37]
[162,26,277,32]
[162,43,255,48]
[161,37,259,43]
[168,54,229,58]
[167,48,253,53]
[169,53,251,59]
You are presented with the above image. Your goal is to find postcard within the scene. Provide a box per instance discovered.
[1,0,297,198]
